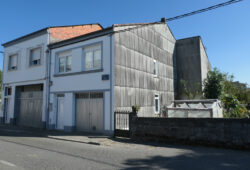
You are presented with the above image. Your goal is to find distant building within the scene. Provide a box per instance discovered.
[175,36,211,99]
[233,81,248,89]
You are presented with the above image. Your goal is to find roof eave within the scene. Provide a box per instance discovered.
[2,28,48,47]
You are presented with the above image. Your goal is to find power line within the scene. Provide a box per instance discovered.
[166,0,243,22]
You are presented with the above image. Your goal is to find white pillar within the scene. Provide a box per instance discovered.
[64,93,74,131]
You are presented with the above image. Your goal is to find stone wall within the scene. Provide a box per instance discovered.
[130,117,250,149]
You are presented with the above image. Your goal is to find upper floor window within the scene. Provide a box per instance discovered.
[30,47,41,66]
[59,55,72,73]
[8,54,18,70]
[83,44,102,70]
[153,60,158,77]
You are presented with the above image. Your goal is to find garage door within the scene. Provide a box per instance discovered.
[76,92,103,133]
[17,91,43,128]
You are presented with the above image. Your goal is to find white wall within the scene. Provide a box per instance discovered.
[3,34,49,84]
[49,35,113,133]
[1,33,49,123]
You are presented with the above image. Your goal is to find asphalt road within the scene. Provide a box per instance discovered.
[0,127,249,170]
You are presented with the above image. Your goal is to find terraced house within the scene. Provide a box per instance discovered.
[0,24,102,128]
[1,18,210,135]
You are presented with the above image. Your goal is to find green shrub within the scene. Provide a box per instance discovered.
[222,94,248,118]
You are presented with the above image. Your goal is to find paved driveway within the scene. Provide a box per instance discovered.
[0,125,249,170]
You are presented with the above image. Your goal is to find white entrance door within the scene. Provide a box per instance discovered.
[57,96,64,130]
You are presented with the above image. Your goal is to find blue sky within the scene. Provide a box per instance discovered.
[0,0,249,84]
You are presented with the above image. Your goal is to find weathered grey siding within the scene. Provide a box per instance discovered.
[176,36,210,100]
[113,23,176,117]
[200,39,211,85]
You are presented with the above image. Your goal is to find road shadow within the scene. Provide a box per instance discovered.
[0,124,106,145]
[122,149,250,170]
[0,124,106,137]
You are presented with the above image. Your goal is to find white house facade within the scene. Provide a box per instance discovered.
[1,24,103,129]
[48,31,114,134]
[1,32,49,127]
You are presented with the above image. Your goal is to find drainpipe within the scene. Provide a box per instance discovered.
[0,51,4,89]
[45,30,52,129]
[45,49,49,129]
[110,33,114,132]
[0,51,4,122]
[45,48,52,129]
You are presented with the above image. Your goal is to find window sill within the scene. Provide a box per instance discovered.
[29,64,41,68]
[7,69,17,72]
[54,68,103,77]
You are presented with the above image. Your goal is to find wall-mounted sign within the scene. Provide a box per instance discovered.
[102,74,109,81]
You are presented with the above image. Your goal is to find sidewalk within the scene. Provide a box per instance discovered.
[0,125,146,148]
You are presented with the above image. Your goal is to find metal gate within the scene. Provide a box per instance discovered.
[76,92,103,133]
[17,91,43,128]
[114,111,131,137]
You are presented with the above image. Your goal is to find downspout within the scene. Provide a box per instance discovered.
[1,50,5,95]
[110,32,114,132]
[45,30,51,129]
[46,48,51,129]
[0,51,5,122]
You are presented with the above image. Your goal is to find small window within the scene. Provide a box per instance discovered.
[58,55,72,73]
[155,94,160,114]
[83,44,102,70]
[153,60,158,77]
[5,87,12,96]
[8,54,18,70]
[30,47,41,66]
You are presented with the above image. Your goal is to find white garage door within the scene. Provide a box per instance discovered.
[76,92,103,133]
[17,91,43,128]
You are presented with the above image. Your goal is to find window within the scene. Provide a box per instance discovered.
[5,87,12,96]
[83,44,102,70]
[58,55,72,73]
[155,94,160,114]
[153,60,158,77]
[8,54,17,70]
[30,47,41,66]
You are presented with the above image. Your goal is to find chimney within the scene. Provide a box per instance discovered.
[161,17,166,23]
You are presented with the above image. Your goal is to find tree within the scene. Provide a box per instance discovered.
[203,68,250,118]
[222,94,248,118]
[203,68,226,99]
